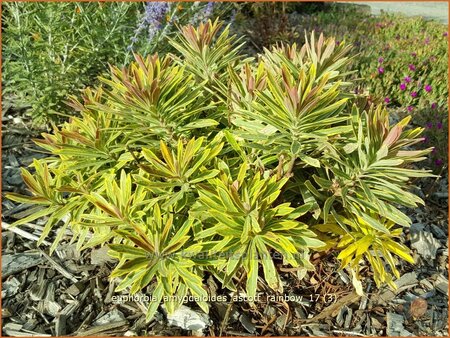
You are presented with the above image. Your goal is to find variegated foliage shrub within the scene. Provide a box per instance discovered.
[7,20,433,320]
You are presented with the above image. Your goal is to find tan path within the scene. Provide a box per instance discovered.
[341,1,448,24]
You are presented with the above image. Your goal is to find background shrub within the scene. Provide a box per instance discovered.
[2,2,140,124]
[126,1,234,58]
[2,1,234,125]
[284,4,448,171]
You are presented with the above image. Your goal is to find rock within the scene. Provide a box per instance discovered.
[12,117,23,125]
[2,252,45,278]
[165,305,211,331]
[411,229,441,259]
[191,329,205,337]
[386,312,413,336]
[90,246,115,265]
[124,330,137,336]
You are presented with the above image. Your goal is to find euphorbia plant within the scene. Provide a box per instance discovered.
[7,19,433,321]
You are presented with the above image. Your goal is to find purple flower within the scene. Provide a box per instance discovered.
[422,136,428,143]
[203,2,215,18]
[432,147,437,154]
[411,52,417,57]
[431,102,437,109]
[425,85,432,92]
[378,67,384,74]
[437,122,443,129]
[424,37,430,45]
[229,9,237,24]
[435,159,443,166]
[384,97,390,104]
[426,122,433,129]
[128,2,170,50]
[378,57,384,63]
[407,105,414,112]
[145,2,170,38]
[411,91,418,98]
[190,2,215,24]
[336,40,341,46]
[399,83,406,91]
[409,64,416,71]
[404,76,412,83]
[444,32,448,37]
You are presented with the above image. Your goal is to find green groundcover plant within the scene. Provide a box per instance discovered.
[7,20,433,321]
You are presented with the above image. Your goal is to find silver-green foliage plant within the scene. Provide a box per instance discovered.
[2,1,141,124]
[7,20,433,320]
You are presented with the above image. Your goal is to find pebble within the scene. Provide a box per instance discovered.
[411,230,441,259]
[90,246,115,265]
[165,305,211,331]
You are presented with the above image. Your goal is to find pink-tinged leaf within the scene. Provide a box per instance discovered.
[396,150,427,157]
[382,125,402,147]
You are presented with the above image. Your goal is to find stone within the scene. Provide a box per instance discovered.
[165,305,211,331]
